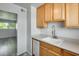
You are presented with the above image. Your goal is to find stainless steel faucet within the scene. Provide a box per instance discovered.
[52,25,57,38]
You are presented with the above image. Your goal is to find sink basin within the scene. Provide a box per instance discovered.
[41,37,63,45]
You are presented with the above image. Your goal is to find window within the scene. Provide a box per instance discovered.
[0,22,16,29]
[0,10,17,29]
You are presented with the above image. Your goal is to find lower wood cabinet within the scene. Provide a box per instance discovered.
[32,38,79,56]
[47,49,60,56]
[63,50,79,56]
[40,46,47,56]
[40,41,79,56]
[40,41,61,56]
[40,46,60,56]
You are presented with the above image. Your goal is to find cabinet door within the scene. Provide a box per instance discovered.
[45,3,54,22]
[63,50,78,56]
[47,49,60,56]
[37,5,47,28]
[40,46,47,56]
[66,4,79,27]
[54,3,65,21]
[40,41,61,56]
[32,39,39,56]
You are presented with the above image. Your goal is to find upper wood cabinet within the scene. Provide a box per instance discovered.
[37,4,47,28]
[45,3,54,22]
[65,3,79,27]
[37,3,79,28]
[54,3,65,21]
[37,3,66,28]
[44,3,65,22]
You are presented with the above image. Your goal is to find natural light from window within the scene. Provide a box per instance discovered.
[0,22,16,29]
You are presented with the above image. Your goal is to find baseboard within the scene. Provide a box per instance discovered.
[17,51,26,56]
[18,52,26,56]
[17,52,31,56]
[27,52,31,56]
[27,51,32,56]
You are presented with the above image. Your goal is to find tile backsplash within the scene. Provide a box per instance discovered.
[40,22,79,40]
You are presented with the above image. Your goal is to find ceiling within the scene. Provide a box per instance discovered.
[31,3,43,8]
[14,3,30,8]
[14,3,43,8]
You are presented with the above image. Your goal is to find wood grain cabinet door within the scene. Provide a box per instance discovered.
[63,50,79,56]
[37,4,47,28]
[45,3,54,22]
[54,3,65,21]
[45,3,65,22]
[47,49,61,56]
[40,46,47,56]
[66,3,79,27]
[40,41,61,56]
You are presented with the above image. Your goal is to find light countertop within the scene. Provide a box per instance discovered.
[32,34,79,54]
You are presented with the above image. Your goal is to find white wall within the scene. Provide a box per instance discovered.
[28,6,41,55]
[27,5,32,55]
[17,8,27,55]
[31,6,40,35]
[16,3,32,55]
[0,3,27,55]
[27,6,41,55]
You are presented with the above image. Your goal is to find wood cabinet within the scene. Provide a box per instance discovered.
[47,49,58,56]
[37,3,65,28]
[44,3,65,22]
[40,41,61,56]
[40,46,47,56]
[63,50,79,56]
[65,3,79,27]
[54,3,65,21]
[39,41,79,56]
[32,38,79,56]
[37,4,47,28]
[45,3,54,22]
[37,3,79,28]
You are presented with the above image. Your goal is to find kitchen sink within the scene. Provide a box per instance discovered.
[41,37,64,45]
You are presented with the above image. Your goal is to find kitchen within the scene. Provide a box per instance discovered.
[31,3,79,56]
[0,0,79,59]
[0,3,79,56]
